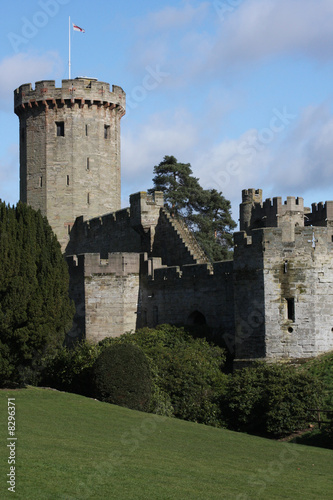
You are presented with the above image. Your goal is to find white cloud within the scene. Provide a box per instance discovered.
[267,103,333,194]
[191,130,272,217]
[0,143,19,205]
[0,52,63,110]
[121,109,199,204]
[211,0,333,67]
[189,101,333,217]
[138,2,210,33]
[130,0,333,86]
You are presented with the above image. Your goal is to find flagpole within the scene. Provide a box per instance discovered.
[69,16,71,79]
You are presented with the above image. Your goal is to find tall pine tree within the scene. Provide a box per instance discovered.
[149,156,236,261]
[0,201,74,385]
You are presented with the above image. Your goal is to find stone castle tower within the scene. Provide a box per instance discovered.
[14,78,126,251]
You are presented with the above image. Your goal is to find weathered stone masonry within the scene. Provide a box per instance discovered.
[15,78,125,251]
[15,79,333,364]
[234,189,333,364]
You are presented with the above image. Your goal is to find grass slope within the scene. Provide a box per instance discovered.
[0,387,332,499]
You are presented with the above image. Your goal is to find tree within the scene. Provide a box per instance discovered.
[149,155,236,261]
[0,201,74,385]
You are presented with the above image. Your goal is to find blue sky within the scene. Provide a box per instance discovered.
[1,0,333,221]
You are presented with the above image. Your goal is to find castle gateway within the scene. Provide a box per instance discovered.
[15,79,333,365]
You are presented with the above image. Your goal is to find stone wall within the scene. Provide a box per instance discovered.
[15,78,125,251]
[139,258,234,342]
[263,225,333,359]
[67,253,141,343]
[233,222,333,364]
[66,191,210,265]
[233,231,266,361]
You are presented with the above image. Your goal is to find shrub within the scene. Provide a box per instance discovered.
[42,341,100,396]
[223,362,324,437]
[94,343,152,412]
[300,352,333,407]
[99,325,227,425]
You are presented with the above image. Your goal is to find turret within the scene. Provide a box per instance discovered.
[14,78,126,251]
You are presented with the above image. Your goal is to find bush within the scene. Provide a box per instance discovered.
[300,352,333,407]
[99,325,227,425]
[42,341,100,396]
[222,362,324,437]
[94,343,152,412]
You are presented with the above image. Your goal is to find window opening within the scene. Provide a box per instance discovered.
[56,121,64,137]
[104,124,110,139]
[286,298,295,322]
[87,158,90,170]
[66,175,70,186]
[85,124,88,136]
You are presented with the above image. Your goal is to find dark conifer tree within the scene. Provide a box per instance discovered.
[0,201,74,385]
[149,156,236,261]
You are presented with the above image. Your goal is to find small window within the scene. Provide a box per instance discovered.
[86,158,90,170]
[66,175,70,186]
[56,121,64,137]
[39,176,43,188]
[85,124,88,136]
[104,124,110,139]
[87,192,90,205]
[286,298,295,322]
[67,224,71,235]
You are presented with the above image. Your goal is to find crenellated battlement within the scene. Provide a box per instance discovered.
[67,252,140,276]
[240,188,304,234]
[241,188,263,204]
[149,259,232,283]
[307,200,333,226]
[14,78,126,115]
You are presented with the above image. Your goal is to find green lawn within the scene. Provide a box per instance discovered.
[0,387,332,499]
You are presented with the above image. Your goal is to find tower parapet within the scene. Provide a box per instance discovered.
[14,78,126,251]
[307,201,333,226]
[14,79,125,115]
[240,188,304,240]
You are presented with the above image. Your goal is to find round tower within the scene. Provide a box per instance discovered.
[14,78,126,251]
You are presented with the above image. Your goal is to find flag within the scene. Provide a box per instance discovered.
[73,24,85,33]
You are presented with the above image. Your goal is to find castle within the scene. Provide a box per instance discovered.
[14,78,333,365]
